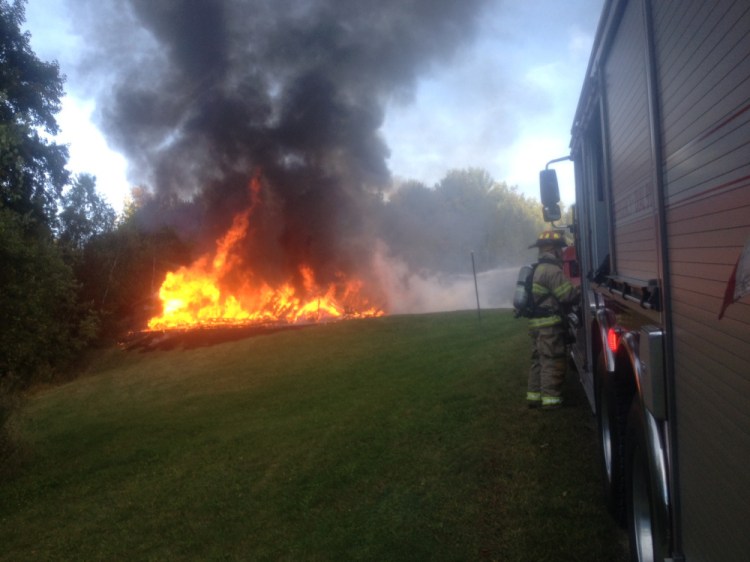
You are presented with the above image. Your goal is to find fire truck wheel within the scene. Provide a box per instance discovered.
[626,398,668,562]
[596,351,629,526]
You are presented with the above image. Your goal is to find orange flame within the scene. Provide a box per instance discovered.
[146,177,384,330]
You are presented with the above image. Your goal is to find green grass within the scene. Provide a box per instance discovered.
[1,310,627,561]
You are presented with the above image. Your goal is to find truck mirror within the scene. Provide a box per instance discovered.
[543,203,561,222]
[540,169,560,206]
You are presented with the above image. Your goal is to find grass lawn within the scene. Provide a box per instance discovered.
[1,310,627,561]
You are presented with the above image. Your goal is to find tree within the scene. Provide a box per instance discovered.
[379,168,546,274]
[0,0,68,227]
[0,3,118,462]
[485,181,546,265]
[0,2,99,382]
[435,168,494,209]
[434,168,498,269]
[379,180,444,270]
[0,208,97,383]
[58,174,116,251]
[68,187,194,337]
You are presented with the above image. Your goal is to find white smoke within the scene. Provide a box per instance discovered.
[371,241,517,314]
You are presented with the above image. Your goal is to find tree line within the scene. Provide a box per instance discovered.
[0,1,545,454]
[380,169,545,274]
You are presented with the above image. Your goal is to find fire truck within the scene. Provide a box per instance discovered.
[539,1,750,560]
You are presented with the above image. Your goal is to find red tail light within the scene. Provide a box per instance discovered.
[607,328,620,352]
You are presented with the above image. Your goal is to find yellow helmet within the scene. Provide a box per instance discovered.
[529,229,567,248]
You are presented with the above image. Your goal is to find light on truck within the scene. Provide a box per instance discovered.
[607,328,620,352]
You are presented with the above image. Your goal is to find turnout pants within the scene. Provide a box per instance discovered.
[527,326,567,407]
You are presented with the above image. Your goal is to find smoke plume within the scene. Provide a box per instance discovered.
[71,0,491,299]
[371,242,518,313]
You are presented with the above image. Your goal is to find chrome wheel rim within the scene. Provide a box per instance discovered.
[632,445,655,562]
[600,392,613,483]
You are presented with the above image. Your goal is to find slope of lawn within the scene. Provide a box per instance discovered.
[1,310,627,561]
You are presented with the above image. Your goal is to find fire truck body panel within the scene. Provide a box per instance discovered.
[564,1,750,559]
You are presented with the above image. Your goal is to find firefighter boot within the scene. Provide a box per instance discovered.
[527,391,542,408]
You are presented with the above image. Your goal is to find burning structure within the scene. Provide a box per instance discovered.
[72,0,489,329]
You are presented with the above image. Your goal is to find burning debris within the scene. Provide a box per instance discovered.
[146,174,384,330]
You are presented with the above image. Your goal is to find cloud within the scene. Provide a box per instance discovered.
[56,97,129,208]
[381,0,602,194]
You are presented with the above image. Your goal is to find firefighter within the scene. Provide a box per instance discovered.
[526,229,579,409]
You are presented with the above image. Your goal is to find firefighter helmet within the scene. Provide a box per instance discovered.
[529,229,567,249]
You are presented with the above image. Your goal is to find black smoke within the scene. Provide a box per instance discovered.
[72,0,491,293]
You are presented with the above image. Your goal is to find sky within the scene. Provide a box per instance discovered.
[22,0,603,213]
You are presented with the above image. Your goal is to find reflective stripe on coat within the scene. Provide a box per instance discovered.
[530,251,578,326]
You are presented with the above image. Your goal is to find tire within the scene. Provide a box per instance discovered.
[596,351,632,525]
[626,398,668,562]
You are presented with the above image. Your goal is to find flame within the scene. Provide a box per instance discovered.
[146,177,384,330]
